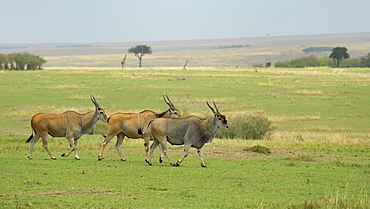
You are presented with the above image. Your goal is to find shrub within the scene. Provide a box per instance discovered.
[274,61,291,68]
[216,112,275,140]
[340,58,362,67]
[318,57,335,67]
[290,55,320,67]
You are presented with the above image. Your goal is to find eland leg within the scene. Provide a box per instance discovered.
[115,133,126,161]
[158,144,164,163]
[143,131,152,163]
[175,144,191,166]
[147,139,160,165]
[41,134,56,160]
[61,137,76,159]
[159,141,176,166]
[27,134,40,159]
[73,140,80,160]
[197,147,207,167]
[98,132,116,161]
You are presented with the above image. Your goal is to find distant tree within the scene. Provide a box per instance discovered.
[360,53,370,67]
[0,53,5,70]
[27,54,46,70]
[265,62,271,67]
[329,47,349,67]
[0,52,46,70]
[128,45,152,67]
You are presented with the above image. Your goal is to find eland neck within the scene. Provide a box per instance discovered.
[81,111,99,129]
[202,116,219,136]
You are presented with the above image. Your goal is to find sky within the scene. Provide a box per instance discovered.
[1,0,369,44]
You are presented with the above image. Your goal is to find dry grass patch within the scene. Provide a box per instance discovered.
[177,97,236,104]
[270,114,322,122]
[271,131,370,150]
[291,90,324,95]
[67,95,105,101]
[47,84,85,90]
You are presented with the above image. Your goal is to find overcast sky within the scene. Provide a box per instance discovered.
[1,0,369,44]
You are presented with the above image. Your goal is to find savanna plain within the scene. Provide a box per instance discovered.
[0,67,369,208]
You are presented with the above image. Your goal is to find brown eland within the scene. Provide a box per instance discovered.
[146,101,228,167]
[98,95,180,162]
[26,95,108,160]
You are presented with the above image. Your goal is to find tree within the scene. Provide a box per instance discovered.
[329,47,349,67]
[128,45,152,67]
[360,53,370,67]
[0,52,46,70]
[0,53,5,70]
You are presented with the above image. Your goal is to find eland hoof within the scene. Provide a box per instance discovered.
[145,159,152,166]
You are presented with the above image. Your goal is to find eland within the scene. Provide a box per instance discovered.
[146,101,228,167]
[26,95,108,160]
[98,95,180,162]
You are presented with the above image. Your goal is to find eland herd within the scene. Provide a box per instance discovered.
[26,95,228,167]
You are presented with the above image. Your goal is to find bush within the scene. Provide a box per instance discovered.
[290,55,320,67]
[360,53,370,67]
[216,112,275,140]
[318,57,334,67]
[340,58,362,67]
[274,61,291,68]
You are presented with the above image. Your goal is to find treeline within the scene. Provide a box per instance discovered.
[275,53,370,68]
[0,52,46,70]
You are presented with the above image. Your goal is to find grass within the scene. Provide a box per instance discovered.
[0,67,369,208]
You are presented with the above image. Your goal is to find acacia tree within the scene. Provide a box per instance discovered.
[329,47,349,67]
[128,45,152,67]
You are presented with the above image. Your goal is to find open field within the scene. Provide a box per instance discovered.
[1,32,370,68]
[0,67,369,208]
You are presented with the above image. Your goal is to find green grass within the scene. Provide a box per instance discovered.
[1,136,369,208]
[0,67,369,208]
